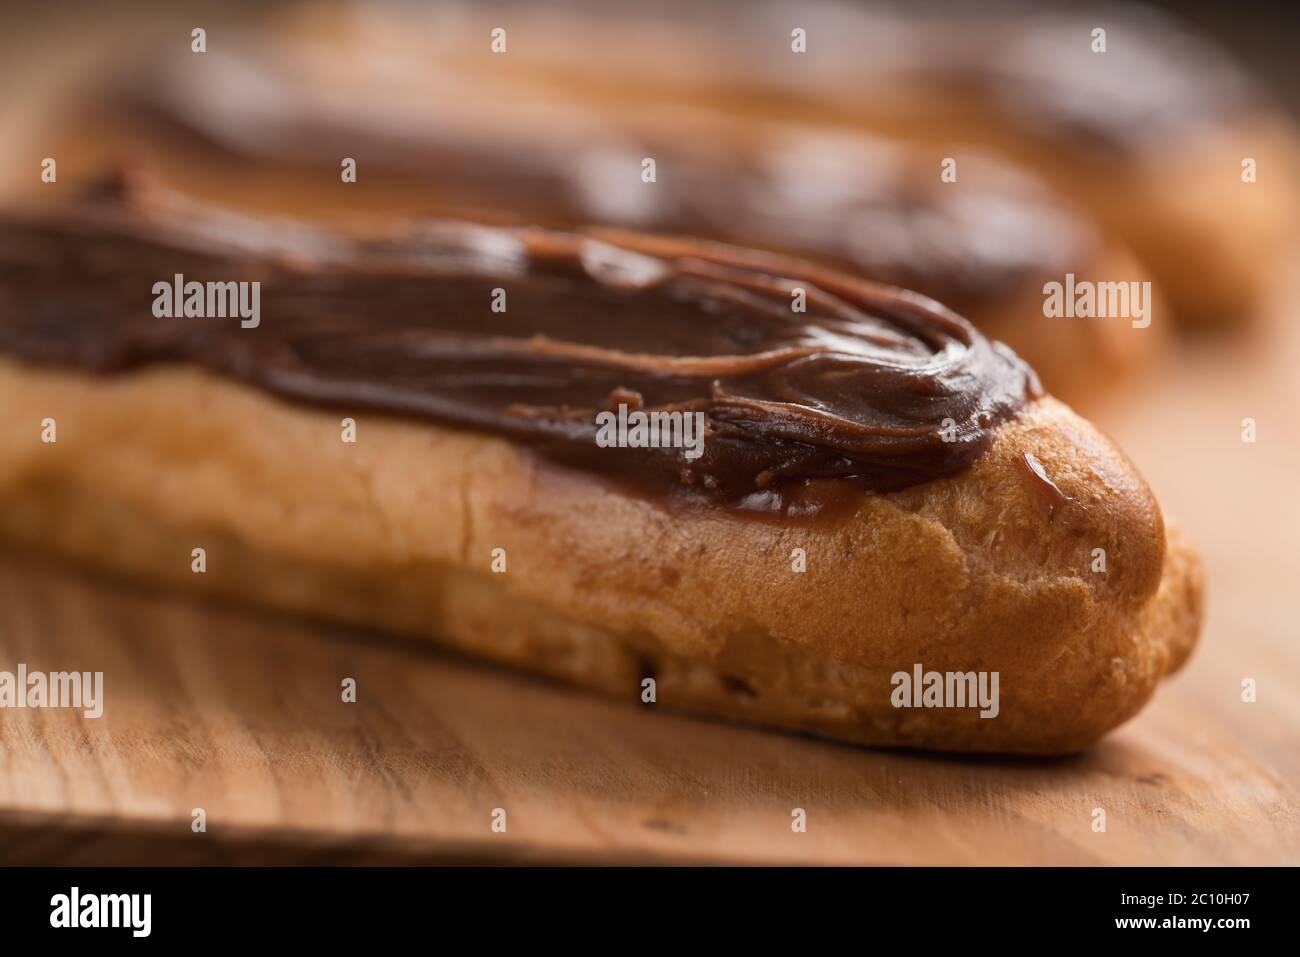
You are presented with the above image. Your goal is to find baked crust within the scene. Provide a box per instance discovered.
[0,358,1202,753]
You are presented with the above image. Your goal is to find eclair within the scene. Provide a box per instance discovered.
[7,15,1159,407]
[0,180,1202,754]
[315,0,1298,334]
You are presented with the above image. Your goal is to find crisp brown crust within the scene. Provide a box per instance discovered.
[0,357,1202,753]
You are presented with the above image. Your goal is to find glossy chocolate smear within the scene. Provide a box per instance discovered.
[0,186,1040,507]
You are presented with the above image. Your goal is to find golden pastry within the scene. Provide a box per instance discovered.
[0,181,1203,754]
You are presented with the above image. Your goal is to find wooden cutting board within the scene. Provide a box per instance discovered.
[2,279,1298,865]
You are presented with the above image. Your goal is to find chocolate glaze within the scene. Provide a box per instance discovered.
[1019,452,1089,534]
[0,182,1040,510]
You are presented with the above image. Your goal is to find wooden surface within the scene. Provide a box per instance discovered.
[1,275,1298,865]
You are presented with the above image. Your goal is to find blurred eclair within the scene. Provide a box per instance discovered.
[320,0,1299,334]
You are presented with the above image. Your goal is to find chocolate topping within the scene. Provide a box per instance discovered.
[0,184,1040,509]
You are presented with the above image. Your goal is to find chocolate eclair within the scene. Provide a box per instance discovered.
[8,9,1158,407]
[313,0,1297,334]
[0,182,1202,754]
